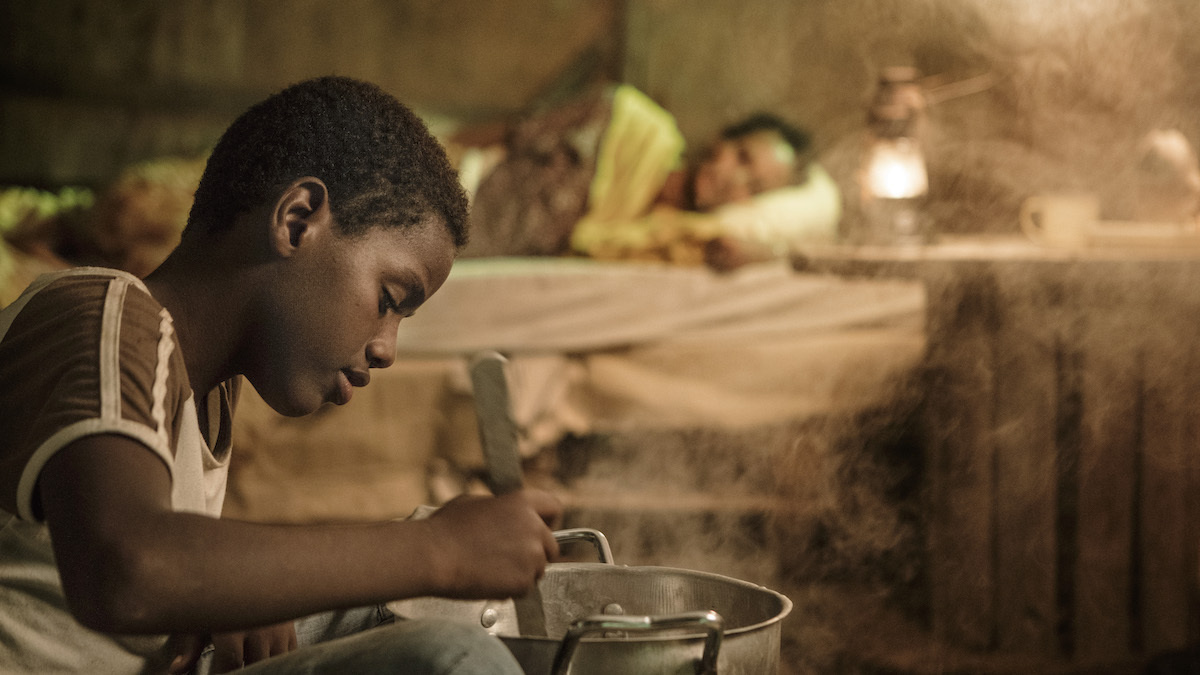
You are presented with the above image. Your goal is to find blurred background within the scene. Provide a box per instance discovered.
[6,0,1200,233]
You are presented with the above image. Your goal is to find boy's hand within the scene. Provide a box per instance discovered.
[426,489,562,599]
[703,235,775,271]
[210,622,298,672]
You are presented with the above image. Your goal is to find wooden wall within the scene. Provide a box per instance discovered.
[0,0,622,187]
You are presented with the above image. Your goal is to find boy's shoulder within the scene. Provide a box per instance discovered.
[0,267,183,390]
[1,267,173,384]
[1,267,157,332]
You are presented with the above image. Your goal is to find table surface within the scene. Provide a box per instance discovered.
[793,233,1200,267]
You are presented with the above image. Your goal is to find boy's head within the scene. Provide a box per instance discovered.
[185,76,468,248]
[690,113,813,212]
[167,77,467,416]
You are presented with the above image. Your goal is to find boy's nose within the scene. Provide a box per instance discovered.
[366,327,397,369]
[722,165,753,200]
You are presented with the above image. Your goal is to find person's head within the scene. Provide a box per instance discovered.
[175,77,469,417]
[185,75,468,249]
[690,113,812,211]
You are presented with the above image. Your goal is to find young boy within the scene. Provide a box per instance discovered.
[0,76,560,673]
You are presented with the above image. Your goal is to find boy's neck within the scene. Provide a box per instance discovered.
[143,250,249,400]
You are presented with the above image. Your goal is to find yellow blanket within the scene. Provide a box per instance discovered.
[569,86,714,264]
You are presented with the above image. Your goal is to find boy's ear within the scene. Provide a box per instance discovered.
[270,178,331,257]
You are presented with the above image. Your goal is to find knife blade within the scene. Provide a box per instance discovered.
[469,351,524,495]
[469,350,548,637]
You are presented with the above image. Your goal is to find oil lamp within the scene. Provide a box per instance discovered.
[858,66,930,244]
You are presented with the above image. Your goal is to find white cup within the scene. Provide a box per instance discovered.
[1020,193,1099,247]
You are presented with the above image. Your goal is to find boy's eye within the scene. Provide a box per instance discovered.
[380,288,398,315]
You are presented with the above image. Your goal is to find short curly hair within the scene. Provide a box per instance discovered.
[186,76,468,248]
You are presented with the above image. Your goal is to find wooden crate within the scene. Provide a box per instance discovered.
[796,242,1200,662]
[924,257,1200,660]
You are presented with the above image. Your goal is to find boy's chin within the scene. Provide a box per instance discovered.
[243,372,328,417]
[261,388,325,418]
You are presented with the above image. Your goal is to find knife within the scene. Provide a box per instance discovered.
[469,350,548,637]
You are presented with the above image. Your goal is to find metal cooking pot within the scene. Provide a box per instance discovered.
[388,529,792,674]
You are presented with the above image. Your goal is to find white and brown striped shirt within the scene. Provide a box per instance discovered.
[0,267,236,673]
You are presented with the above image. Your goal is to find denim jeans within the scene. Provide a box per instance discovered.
[193,605,524,674]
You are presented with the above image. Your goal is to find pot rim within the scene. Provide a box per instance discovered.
[529,561,794,639]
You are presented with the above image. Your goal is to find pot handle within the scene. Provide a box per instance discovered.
[553,528,614,565]
[550,609,724,675]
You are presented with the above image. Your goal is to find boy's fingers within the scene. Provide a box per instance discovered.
[211,633,245,673]
[244,632,271,664]
[543,527,560,563]
[522,489,563,527]
[166,633,207,675]
[231,622,298,667]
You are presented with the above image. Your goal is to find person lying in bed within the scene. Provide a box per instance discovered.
[0,76,557,675]
[462,84,841,269]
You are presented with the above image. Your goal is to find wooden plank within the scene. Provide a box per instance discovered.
[1054,340,1085,657]
[1073,311,1139,660]
[991,266,1060,655]
[1159,264,1200,648]
[1139,327,1193,653]
[923,267,997,650]
[1184,330,1200,645]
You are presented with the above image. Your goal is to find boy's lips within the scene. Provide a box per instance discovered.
[344,369,370,388]
[334,369,370,405]
[334,371,353,405]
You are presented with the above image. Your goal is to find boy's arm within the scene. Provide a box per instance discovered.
[38,433,560,635]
